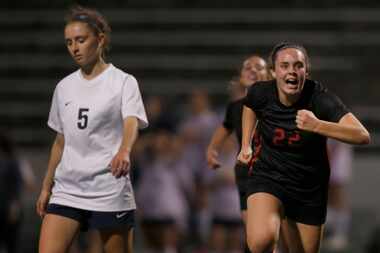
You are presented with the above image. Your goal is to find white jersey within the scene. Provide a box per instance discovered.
[47,64,148,211]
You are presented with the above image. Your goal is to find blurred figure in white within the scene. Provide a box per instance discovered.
[178,89,219,251]
[136,130,191,253]
[324,138,353,251]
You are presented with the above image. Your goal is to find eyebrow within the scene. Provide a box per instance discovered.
[65,35,87,40]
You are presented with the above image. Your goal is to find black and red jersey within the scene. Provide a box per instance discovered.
[223,98,244,147]
[243,79,349,205]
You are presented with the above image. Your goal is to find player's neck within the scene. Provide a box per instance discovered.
[278,91,300,107]
[80,59,109,80]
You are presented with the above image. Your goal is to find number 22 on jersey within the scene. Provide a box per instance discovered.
[272,128,301,146]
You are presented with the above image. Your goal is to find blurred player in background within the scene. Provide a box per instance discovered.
[0,132,23,253]
[206,55,271,253]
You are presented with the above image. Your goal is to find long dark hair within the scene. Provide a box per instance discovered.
[269,42,311,73]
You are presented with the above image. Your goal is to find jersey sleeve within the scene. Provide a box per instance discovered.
[121,75,149,129]
[313,90,350,123]
[47,86,63,133]
[243,82,267,111]
[222,102,234,132]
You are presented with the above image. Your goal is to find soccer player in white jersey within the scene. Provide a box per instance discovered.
[35,6,148,253]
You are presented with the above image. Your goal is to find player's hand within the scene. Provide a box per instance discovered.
[206,148,221,169]
[237,146,252,164]
[110,149,131,178]
[296,109,320,132]
[36,189,51,218]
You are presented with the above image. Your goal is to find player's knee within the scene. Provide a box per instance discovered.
[246,234,276,253]
[247,241,275,253]
[246,224,278,253]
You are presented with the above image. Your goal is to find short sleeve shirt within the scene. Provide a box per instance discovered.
[48,64,148,211]
[243,79,349,205]
[222,99,244,146]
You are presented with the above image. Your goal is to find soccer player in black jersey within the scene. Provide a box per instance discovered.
[238,42,370,253]
[206,55,271,252]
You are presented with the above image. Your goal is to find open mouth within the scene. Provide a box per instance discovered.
[248,73,258,82]
[249,77,258,83]
[286,79,298,85]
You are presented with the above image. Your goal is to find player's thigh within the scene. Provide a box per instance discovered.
[281,219,323,253]
[100,227,133,253]
[86,230,103,253]
[39,214,81,253]
[246,192,283,244]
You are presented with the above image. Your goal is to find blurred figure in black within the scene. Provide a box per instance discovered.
[367,226,380,253]
[0,133,23,253]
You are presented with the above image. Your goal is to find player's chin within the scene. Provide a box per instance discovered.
[285,87,301,96]
[74,58,88,68]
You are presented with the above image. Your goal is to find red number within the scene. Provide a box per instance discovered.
[272,128,301,146]
[273,128,286,145]
[288,131,301,145]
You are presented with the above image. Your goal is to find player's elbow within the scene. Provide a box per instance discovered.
[357,130,371,145]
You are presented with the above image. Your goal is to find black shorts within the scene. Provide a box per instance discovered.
[246,176,327,225]
[234,161,250,211]
[46,203,135,231]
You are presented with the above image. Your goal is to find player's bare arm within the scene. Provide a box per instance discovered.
[296,110,370,145]
[238,105,257,163]
[206,126,231,169]
[36,133,64,217]
[110,116,139,178]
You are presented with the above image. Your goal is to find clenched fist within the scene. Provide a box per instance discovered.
[237,146,253,164]
[296,109,320,132]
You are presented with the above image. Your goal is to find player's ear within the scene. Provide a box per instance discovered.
[270,69,276,78]
[97,32,105,49]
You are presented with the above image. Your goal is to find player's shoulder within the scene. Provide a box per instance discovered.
[306,79,328,95]
[249,79,276,94]
[228,97,244,107]
[56,69,80,90]
[247,79,276,99]
[254,79,276,89]
[306,79,342,108]
[111,65,139,87]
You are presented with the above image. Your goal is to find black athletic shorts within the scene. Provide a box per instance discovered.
[246,176,327,225]
[234,161,250,211]
[46,203,135,231]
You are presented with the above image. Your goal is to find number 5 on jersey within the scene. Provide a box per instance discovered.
[78,108,89,129]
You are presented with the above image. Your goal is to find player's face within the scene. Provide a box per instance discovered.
[239,56,269,88]
[274,48,307,98]
[64,22,104,68]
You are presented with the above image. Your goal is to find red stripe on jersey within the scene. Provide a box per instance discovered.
[248,132,262,175]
